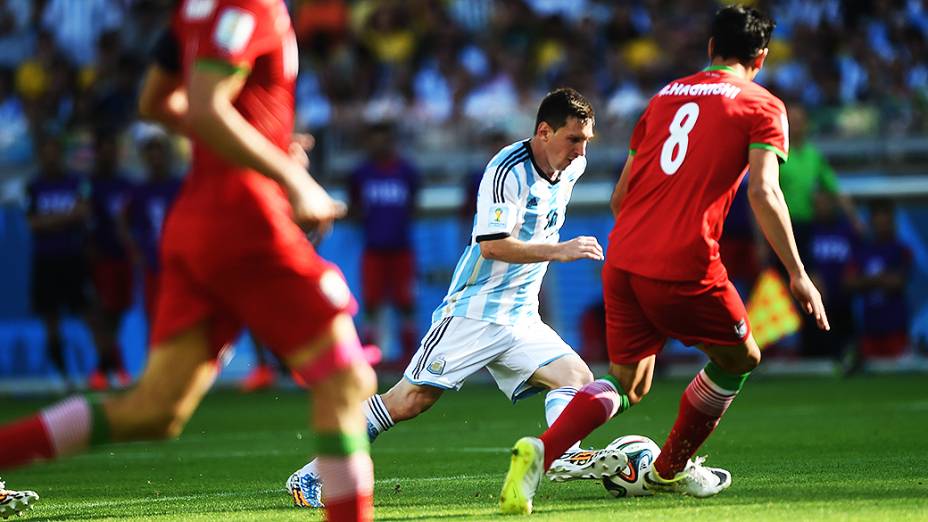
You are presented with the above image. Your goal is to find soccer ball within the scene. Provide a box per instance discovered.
[602,435,661,498]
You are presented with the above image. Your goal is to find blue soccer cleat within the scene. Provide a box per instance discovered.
[286,461,324,508]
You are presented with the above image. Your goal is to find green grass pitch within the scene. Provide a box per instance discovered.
[3,374,927,521]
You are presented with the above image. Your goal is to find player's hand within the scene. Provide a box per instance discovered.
[286,173,346,235]
[555,236,604,262]
[289,133,315,169]
[789,272,830,331]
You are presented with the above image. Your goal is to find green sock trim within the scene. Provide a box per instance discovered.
[86,396,111,446]
[315,431,370,456]
[597,375,631,413]
[703,362,751,392]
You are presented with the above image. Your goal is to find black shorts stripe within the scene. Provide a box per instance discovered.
[410,317,451,379]
[413,317,453,380]
[493,150,528,204]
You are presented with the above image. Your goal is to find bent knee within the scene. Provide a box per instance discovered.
[720,347,761,374]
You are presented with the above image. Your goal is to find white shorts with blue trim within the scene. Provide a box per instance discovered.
[403,316,575,401]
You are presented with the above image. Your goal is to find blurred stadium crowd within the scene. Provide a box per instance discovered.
[0,0,925,389]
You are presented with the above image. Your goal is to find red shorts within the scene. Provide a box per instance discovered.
[150,203,357,358]
[602,264,751,365]
[92,257,133,313]
[859,332,908,359]
[361,249,415,309]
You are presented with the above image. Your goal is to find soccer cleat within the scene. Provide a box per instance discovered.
[286,464,324,508]
[546,448,629,482]
[0,479,38,519]
[643,456,732,498]
[499,437,544,515]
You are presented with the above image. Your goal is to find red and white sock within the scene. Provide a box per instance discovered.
[0,396,97,468]
[317,454,374,522]
[652,367,745,478]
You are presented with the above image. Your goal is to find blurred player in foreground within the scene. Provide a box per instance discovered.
[0,2,377,521]
[287,88,629,509]
[501,5,830,514]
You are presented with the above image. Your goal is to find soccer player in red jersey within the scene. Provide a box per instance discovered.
[500,5,830,514]
[0,1,377,521]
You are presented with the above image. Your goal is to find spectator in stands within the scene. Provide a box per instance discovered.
[86,132,133,390]
[803,191,858,360]
[41,0,123,68]
[26,135,90,389]
[349,121,420,367]
[847,199,912,360]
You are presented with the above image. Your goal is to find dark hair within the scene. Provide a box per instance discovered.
[535,87,594,134]
[711,5,775,64]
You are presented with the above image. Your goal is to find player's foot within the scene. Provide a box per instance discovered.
[87,370,108,391]
[643,456,732,498]
[240,365,276,392]
[0,478,39,519]
[286,462,324,508]
[546,448,629,482]
[499,437,544,515]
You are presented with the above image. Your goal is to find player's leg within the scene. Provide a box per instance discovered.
[645,336,758,496]
[288,316,499,511]
[500,267,659,514]
[0,324,217,468]
[642,277,757,497]
[393,249,418,363]
[525,351,593,453]
[281,313,377,522]
[360,249,386,350]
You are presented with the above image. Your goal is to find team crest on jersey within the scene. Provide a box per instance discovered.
[213,8,255,54]
[489,206,508,228]
[734,318,748,339]
[319,271,351,310]
[427,355,446,376]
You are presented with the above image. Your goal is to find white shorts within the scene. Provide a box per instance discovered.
[403,316,575,401]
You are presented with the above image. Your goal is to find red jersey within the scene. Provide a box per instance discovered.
[171,0,299,232]
[607,66,788,285]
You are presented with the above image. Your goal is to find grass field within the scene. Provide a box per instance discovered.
[3,374,928,521]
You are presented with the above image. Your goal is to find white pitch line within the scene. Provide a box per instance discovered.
[57,474,498,509]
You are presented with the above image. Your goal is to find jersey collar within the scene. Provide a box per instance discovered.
[522,140,560,185]
[703,65,737,74]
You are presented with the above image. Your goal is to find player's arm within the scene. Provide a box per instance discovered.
[747,148,829,330]
[480,235,603,264]
[138,29,188,134]
[185,66,343,228]
[610,155,633,217]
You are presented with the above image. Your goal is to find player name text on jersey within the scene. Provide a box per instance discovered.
[657,82,742,99]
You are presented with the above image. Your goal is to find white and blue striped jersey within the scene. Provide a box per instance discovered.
[433,139,587,325]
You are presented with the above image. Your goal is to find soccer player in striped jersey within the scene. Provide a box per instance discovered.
[287,88,628,508]
[501,6,830,515]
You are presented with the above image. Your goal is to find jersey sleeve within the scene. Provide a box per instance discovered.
[473,161,524,242]
[193,2,276,75]
[747,95,789,163]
